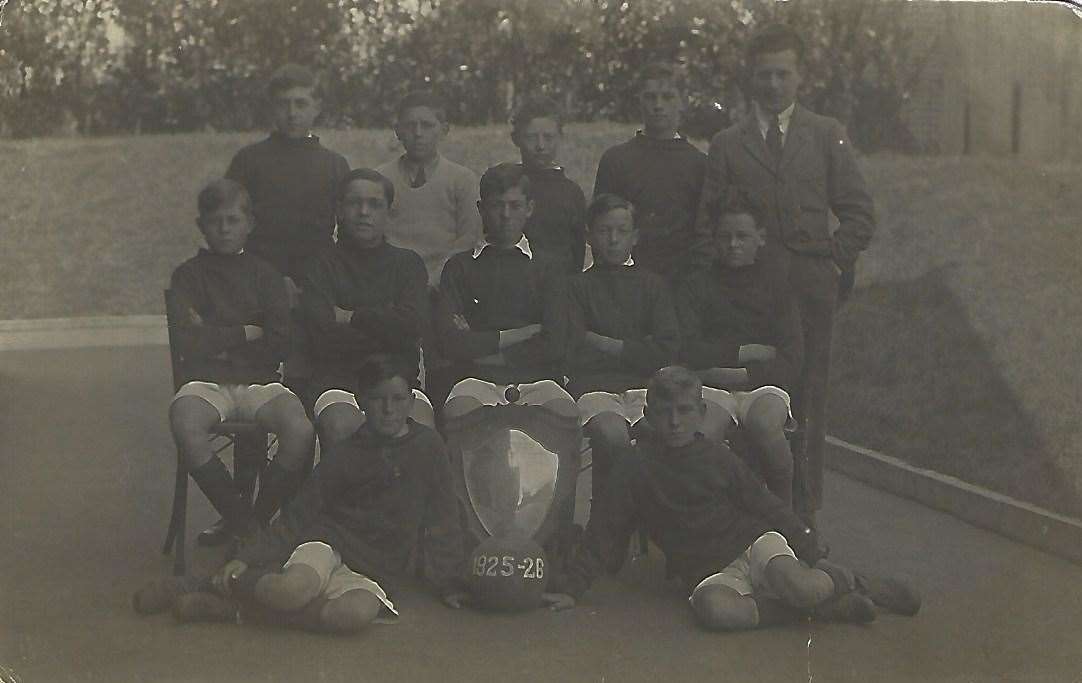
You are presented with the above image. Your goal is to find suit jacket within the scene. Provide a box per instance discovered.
[692,104,875,271]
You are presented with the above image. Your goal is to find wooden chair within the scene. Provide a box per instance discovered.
[161,289,273,576]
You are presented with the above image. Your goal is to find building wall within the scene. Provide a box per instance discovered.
[904,2,1082,161]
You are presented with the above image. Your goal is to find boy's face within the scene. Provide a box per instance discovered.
[197,198,253,255]
[749,49,802,115]
[395,106,447,163]
[513,117,561,170]
[639,77,685,137]
[478,185,533,248]
[644,390,706,449]
[358,376,414,438]
[271,86,320,138]
[715,212,765,268]
[338,179,390,249]
[588,208,637,266]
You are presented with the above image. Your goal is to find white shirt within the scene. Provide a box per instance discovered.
[754,102,795,144]
[472,234,533,260]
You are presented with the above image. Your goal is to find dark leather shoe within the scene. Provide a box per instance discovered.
[812,593,876,624]
[173,592,239,623]
[856,573,921,616]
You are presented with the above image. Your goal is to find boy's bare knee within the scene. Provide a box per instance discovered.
[690,586,758,631]
[585,413,631,448]
[255,565,322,612]
[319,591,382,633]
[765,556,830,609]
[743,395,788,437]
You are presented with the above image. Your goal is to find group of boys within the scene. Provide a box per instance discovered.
[137,23,917,636]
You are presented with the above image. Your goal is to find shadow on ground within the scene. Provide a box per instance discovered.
[832,266,1082,518]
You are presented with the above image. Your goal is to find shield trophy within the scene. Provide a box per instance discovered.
[444,403,583,549]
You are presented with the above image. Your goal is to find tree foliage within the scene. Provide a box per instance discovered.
[0,0,928,149]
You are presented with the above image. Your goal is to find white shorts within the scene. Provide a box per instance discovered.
[576,389,647,427]
[284,541,398,620]
[702,386,796,430]
[173,381,293,422]
[313,388,434,419]
[446,378,573,407]
[690,531,797,599]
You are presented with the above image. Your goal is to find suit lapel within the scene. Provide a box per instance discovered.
[738,115,776,174]
[779,105,809,172]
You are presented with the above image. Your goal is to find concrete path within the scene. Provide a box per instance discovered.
[1,347,1081,682]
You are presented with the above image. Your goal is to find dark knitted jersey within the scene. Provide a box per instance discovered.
[299,239,428,390]
[593,133,707,283]
[235,421,466,597]
[225,133,350,279]
[436,246,567,385]
[676,260,804,391]
[169,249,290,386]
[522,166,587,274]
[565,263,680,393]
[557,435,817,598]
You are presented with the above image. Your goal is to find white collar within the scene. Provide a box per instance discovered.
[473,234,533,260]
[754,101,796,138]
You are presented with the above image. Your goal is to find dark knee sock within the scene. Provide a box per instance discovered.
[252,460,306,524]
[762,463,793,507]
[754,597,802,627]
[590,441,615,502]
[190,457,253,533]
[233,433,267,504]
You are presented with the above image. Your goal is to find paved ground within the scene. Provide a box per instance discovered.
[2,346,1082,682]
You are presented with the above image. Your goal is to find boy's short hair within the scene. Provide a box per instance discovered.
[708,187,764,229]
[198,178,252,217]
[586,193,636,230]
[396,90,448,124]
[479,162,531,201]
[356,354,416,395]
[639,62,686,92]
[267,63,319,98]
[337,168,395,207]
[647,366,703,404]
[510,95,564,137]
[746,23,805,67]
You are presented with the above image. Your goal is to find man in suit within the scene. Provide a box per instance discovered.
[692,23,876,527]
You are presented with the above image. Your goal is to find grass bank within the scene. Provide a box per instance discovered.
[3,127,1080,517]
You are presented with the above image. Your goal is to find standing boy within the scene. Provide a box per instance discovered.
[435,162,575,418]
[678,192,803,507]
[545,367,920,630]
[692,24,876,524]
[225,64,350,283]
[510,96,587,275]
[168,179,314,542]
[299,169,434,447]
[566,194,681,496]
[377,91,483,286]
[137,355,469,633]
[592,63,707,285]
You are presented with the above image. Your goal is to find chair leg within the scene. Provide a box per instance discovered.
[162,452,188,576]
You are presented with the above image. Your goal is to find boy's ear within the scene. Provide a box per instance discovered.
[525,199,535,220]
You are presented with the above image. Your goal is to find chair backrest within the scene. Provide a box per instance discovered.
[163,289,186,392]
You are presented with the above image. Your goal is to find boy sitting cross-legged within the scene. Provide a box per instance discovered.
[299,168,435,448]
[135,355,470,633]
[168,179,315,541]
[566,193,682,497]
[544,366,920,629]
[677,191,803,507]
[435,162,576,419]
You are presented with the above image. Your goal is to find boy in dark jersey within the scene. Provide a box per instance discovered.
[168,179,314,541]
[544,367,920,629]
[135,355,469,633]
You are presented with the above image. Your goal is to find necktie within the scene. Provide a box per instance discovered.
[766,114,783,166]
[410,164,426,189]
